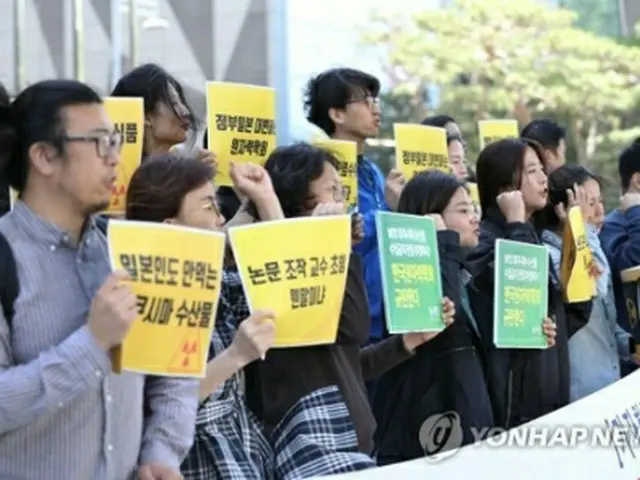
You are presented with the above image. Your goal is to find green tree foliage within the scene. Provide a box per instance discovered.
[363,0,640,197]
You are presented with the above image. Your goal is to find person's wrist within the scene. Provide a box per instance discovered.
[87,324,111,352]
[226,342,251,369]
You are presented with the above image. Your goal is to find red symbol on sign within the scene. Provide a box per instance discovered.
[167,332,201,374]
[111,185,126,207]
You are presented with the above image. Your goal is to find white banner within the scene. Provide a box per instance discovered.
[322,370,640,479]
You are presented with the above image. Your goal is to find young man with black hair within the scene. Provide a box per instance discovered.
[520,119,567,173]
[600,138,640,376]
[303,68,406,358]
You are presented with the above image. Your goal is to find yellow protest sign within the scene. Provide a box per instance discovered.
[229,216,351,347]
[107,220,225,377]
[477,119,519,150]
[312,139,358,212]
[103,97,144,216]
[560,206,596,303]
[466,182,481,216]
[206,82,277,186]
[393,124,449,179]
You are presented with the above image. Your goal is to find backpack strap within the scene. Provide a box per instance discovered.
[0,232,18,326]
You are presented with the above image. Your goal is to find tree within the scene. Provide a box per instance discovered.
[363,0,640,175]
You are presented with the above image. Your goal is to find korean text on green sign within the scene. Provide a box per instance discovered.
[376,212,443,334]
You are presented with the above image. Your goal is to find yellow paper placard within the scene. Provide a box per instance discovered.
[560,206,595,303]
[107,220,225,377]
[313,139,358,212]
[466,182,481,216]
[206,82,277,186]
[103,97,144,216]
[477,119,519,150]
[229,216,351,347]
[394,124,449,178]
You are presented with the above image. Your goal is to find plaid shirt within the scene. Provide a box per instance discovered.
[181,272,273,480]
[181,270,376,479]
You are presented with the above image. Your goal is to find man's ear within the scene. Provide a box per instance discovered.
[28,142,57,177]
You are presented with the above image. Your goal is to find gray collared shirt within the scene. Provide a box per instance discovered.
[0,201,199,480]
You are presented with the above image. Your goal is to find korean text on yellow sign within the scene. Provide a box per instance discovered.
[477,119,519,150]
[393,123,449,178]
[107,220,225,377]
[206,81,277,186]
[466,182,481,215]
[229,216,351,347]
[313,139,358,212]
[560,206,596,303]
[103,97,144,216]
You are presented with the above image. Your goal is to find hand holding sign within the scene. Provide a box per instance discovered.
[402,297,455,351]
[542,317,557,348]
[231,310,276,365]
[351,213,364,246]
[555,184,588,228]
[88,271,138,351]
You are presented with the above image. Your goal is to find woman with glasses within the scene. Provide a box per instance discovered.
[235,143,454,476]
[125,154,283,479]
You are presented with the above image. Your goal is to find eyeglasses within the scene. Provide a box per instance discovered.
[202,197,222,218]
[347,95,380,109]
[61,131,123,158]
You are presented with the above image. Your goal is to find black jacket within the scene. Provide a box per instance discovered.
[465,207,591,428]
[244,254,413,455]
[372,231,494,464]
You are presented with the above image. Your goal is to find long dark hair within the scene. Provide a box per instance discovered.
[397,170,465,216]
[126,154,214,223]
[476,138,546,217]
[111,63,198,155]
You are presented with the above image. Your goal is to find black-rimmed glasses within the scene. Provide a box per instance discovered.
[61,131,123,158]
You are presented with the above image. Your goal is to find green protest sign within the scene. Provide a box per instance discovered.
[376,211,443,334]
[494,239,549,348]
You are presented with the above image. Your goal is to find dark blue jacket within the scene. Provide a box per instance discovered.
[600,207,640,375]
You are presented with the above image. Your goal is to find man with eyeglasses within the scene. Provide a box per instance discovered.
[0,79,197,479]
[304,68,407,401]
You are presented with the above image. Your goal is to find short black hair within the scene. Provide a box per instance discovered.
[397,170,465,216]
[248,143,338,219]
[520,119,565,151]
[536,164,601,231]
[0,79,102,193]
[421,115,456,128]
[619,138,640,191]
[304,68,380,135]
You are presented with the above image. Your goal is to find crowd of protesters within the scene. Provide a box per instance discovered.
[0,63,637,480]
